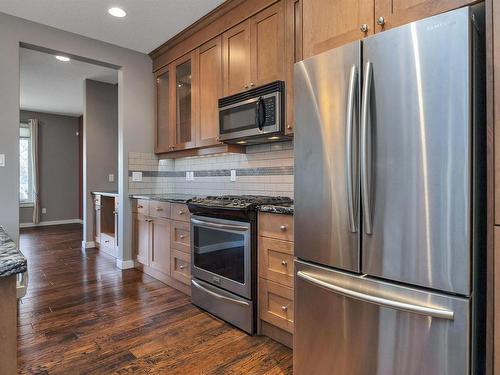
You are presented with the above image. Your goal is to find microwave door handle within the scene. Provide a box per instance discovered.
[257,97,266,131]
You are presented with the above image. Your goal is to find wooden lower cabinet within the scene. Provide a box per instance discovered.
[258,212,294,348]
[150,218,171,275]
[0,276,17,375]
[133,201,192,295]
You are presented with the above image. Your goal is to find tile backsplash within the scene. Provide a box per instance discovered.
[128,142,294,198]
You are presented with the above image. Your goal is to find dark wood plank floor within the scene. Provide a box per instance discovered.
[18,224,292,374]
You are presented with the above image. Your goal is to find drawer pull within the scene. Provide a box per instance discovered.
[178,210,185,215]
[281,260,288,266]
[179,265,186,270]
[155,207,163,211]
[280,225,287,231]
[179,234,185,239]
[281,305,288,312]
[138,205,144,209]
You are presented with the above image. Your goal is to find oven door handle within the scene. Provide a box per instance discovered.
[191,218,249,232]
[192,280,250,307]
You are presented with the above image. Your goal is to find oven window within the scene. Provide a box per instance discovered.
[220,102,257,134]
[193,227,245,284]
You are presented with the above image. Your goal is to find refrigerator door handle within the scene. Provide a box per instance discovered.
[361,61,373,234]
[297,270,455,320]
[345,65,358,233]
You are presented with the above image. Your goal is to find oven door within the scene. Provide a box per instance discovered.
[191,215,252,299]
[218,92,281,141]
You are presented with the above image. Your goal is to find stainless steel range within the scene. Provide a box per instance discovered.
[188,195,293,334]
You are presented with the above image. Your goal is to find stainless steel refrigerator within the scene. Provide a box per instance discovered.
[293,5,486,375]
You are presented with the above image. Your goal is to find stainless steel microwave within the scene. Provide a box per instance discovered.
[218,81,290,144]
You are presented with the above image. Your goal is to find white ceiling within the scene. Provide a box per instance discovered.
[0,0,225,53]
[20,47,118,116]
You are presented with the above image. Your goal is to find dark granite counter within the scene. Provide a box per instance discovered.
[0,226,27,278]
[258,204,294,215]
[92,191,118,197]
[129,193,196,204]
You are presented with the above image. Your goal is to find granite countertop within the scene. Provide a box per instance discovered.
[0,226,27,278]
[92,191,119,197]
[129,193,196,204]
[258,204,294,215]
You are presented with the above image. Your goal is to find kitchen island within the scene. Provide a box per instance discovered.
[0,226,27,374]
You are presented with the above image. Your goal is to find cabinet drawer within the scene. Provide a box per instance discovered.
[259,278,294,333]
[259,237,294,287]
[171,249,191,286]
[259,212,294,242]
[136,200,150,216]
[171,220,191,253]
[149,201,171,219]
[171,203,190,222]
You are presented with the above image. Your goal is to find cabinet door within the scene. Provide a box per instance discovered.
[197,36,223,147]
[250,1,286,87]
[94,196,101,244]
[154,65,172,153]
[150,218,171,275]
[302,0,374,59]
[222,19,252,96]
[135,214,150,266]
[171,52,197,151]
[374,0,474,31]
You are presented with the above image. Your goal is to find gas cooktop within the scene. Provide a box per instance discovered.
[189,195,293,210]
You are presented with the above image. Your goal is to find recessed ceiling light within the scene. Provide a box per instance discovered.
[108,7,127,18]
[55,55,70,62]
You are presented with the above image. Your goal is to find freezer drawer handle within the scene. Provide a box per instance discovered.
[345,64,358,233]
[297,271,454,320]
[192,280,250,307]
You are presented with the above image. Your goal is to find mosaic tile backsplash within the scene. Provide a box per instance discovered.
[128,142,294,198]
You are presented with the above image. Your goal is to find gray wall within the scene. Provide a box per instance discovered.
[19,110,79,224]
[0,12,154,266]
[84,80,118,241]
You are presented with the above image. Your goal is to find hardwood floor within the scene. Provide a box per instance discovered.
[18,224,292,374]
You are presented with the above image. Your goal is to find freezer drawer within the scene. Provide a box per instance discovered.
[294,261,470,375]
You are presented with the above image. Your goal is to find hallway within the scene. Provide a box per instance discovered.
[17,224,292,374]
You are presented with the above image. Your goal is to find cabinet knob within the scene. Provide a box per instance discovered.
[281,305,288,312]
[138,205,143,209]
[360,24,369,33]
[377,17,385,26]
[155,207,163,211]
[179,234,185,239]
[281,260,288,266]
[287,124,293,130]
[280,225,287,231]
[179,265,186,270]
[250,82,255,87]
[178,210,184,215]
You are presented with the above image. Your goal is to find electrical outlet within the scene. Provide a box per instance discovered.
[186,171,190,181]
[108,174,115,182]
[0,154,5,167]
[230,170,236,182]
[190,171,195,181]
[132,172,142,182]
[42,208,47,214]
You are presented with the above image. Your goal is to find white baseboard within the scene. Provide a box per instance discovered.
[116,259,135,270]
[20,219,83,228]
[81,240,96,249]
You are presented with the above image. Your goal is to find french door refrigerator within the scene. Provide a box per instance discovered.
[293,5,486,375]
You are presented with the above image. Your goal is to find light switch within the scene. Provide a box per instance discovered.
[108,174,115,182]
[230,170,236,182]
[0,154,5,167]
[132,172,142,182]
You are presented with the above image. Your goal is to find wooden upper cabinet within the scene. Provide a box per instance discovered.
[251,1,286,87]
[154,66,172,153]
[197,36,223,147]
[302,0,374,59]
[374,0,476,31]
[171,51,198,151]
[223,19,252,96]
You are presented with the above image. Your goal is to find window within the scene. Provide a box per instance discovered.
[19,122,34,205]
